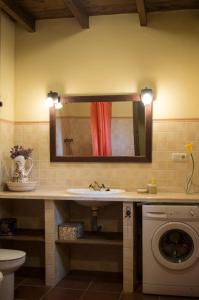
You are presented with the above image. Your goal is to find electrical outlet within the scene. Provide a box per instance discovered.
[172,153,187,162]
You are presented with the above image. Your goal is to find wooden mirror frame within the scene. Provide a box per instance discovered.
[50,94,152,162]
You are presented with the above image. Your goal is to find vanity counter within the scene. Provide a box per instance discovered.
[0,189,199,203]
[1,189,199,293]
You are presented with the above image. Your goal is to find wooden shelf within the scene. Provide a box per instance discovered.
[0,229,45,242]
[56,232,123,246]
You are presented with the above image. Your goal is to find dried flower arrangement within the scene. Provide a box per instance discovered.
[10,145,33,160]
[184,143,194,194]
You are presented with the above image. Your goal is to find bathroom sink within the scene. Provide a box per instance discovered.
[67,188,125,208]
[67,188,125,231]
[67,188,125,196]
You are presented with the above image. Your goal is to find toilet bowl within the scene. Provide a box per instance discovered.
[0,249,26,300]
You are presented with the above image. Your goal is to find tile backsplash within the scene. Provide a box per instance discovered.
[1,119,199,193]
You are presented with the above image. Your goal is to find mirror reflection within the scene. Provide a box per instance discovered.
[55,101,146,157]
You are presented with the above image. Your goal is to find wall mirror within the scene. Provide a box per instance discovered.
[50,94,152,162]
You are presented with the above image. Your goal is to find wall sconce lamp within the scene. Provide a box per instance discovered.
[45,91,63,110]
[140,87,153,105]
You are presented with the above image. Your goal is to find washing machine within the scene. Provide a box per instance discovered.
[143,205,199,297]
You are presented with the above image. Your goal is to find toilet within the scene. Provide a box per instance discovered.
[0,249,26,300]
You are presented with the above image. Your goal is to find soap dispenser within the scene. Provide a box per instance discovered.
[147,177,157,194]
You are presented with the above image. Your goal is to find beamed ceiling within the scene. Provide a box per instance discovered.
[0,0,199,32]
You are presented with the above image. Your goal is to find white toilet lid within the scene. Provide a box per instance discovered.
[0,249,26,261]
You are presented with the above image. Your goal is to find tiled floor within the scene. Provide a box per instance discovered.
[14,271,199,300]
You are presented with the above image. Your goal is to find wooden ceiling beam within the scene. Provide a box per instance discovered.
[135,0,147,26]
[63,0,89,29]
[0,0,35,32]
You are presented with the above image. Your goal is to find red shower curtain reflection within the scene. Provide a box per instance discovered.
[91,102,112,156]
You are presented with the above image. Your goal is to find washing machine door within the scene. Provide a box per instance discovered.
[152,222,199,270]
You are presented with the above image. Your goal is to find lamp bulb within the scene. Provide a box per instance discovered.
[45,96,54,108]
[141,88,153,106]
[55,102,63,110]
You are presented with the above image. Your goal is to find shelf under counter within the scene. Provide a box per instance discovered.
[0,229,45,242]
[56,231,123,246]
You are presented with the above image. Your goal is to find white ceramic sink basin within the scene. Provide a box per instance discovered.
[67,188,125,196]
[67,188,126,208]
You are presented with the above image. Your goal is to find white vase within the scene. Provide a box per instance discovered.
[12,155,33,183]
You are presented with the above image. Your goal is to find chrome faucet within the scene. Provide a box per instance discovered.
[88,181,110,191]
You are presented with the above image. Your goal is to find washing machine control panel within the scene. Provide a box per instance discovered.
[143,205,199,220]
[168,206,199,219]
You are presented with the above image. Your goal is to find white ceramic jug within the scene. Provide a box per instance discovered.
[13,155,33,183]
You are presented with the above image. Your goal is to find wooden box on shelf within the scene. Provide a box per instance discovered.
[58,222,84,240]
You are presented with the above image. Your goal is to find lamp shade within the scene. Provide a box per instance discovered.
[45,91,62,109]
[140,88,153,105]
[55,99,63,110]
[45,96,54,108]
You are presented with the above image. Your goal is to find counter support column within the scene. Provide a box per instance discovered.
[45,200,69,286]
[45,200,57,286]
[123,202,134,293]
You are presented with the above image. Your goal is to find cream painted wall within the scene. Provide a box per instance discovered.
[0,12,15,121]
[15,11,199,122]
[0,12,15,190]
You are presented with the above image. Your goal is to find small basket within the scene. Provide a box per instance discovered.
[0,218,17,235]
[58,222,84,240]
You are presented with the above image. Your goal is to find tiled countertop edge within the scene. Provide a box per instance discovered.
[0,190,199,203]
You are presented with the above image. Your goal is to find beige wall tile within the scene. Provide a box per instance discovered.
[6,120,197,193]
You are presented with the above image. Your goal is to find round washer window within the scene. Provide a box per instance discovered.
[159,229,194,263]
